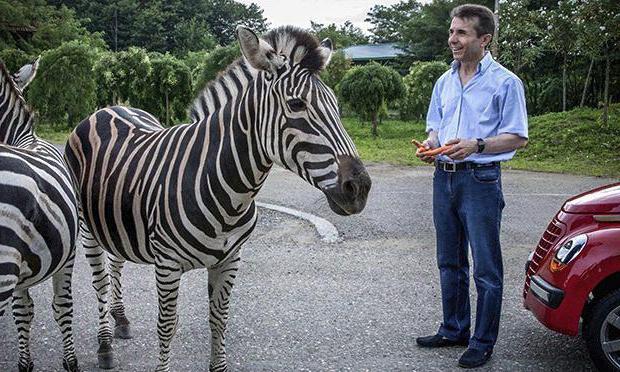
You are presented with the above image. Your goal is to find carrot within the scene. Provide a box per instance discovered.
[419,145,453,156]
[411,138,453,156]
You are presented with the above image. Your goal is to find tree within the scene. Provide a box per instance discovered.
[201,0,268,46]
[579,0,620,125]
[497,0,542,74]
[92,50,123,107]
[0,0,103,53]
[310,21,368,48]
[145,53,192,126]
[28,39,98,127]
[339,62,405,137]
[366,0,421,42]
[401,61,449,120]
[540,0,581,112]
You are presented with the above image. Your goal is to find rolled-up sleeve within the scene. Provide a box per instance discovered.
[498,77,528,139]
[426,80,443,133]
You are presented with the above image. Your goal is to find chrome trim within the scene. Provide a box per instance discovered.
[595,215,620,222]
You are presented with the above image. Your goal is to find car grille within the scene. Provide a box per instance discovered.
[523,217,566,298]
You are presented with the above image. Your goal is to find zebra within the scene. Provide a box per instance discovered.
[0,59,80,371]
[64,25,371,372]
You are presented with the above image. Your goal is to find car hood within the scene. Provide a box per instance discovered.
[563,182,620,214]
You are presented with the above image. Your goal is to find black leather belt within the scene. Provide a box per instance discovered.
[435,160,499,172]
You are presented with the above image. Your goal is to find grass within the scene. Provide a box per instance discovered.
[35,104,620,178]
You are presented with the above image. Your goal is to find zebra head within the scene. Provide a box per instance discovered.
[237,26,371,216]
[0,58,38,145]
[9,57,40,93]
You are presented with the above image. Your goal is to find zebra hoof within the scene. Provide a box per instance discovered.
[62,358,80,372]
[18,360,33,372]
[97,351,116,370]
[114,323,133,339]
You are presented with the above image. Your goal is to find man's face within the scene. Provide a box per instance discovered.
[448,17,488,63]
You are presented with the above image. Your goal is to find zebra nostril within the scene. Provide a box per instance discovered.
[342,179,359,197]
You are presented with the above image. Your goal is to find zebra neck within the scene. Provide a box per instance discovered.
[0,77,36,146]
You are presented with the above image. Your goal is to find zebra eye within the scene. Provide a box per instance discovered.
[287,98,307,112]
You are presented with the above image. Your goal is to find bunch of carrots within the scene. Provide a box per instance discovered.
[411,139,453,157]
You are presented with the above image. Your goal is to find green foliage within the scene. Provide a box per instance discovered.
[28,39,97,127]
[511,104,620,176]
[366,0,421,43]
[320,50,351,90]
[0,0,103,53]
[115,47,152,107]
[400,61,449,120]
[143,53,192,126]
[0,48,33,72]
[92,51,123,107]
[310,21,368,49]
[339,62,405,135]
[193,43,241,94]
[497,0,543,74]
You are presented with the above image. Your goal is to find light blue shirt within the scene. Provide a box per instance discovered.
[426,52,528,163]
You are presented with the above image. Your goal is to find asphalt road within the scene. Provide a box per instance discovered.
[0,162,616,372]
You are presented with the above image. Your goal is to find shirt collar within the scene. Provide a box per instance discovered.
[450,51,494,75]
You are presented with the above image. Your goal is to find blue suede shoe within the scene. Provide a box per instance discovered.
[458,348,493,368]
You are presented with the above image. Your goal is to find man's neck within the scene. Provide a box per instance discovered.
[459,52,486,76]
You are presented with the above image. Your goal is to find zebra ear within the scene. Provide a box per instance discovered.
[236,26,279,73]
[13,56,40,90]
[317,38,333,69]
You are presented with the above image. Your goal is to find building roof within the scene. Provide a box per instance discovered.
[341,43,406,62]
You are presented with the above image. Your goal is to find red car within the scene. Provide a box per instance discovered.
[524,182,620,371]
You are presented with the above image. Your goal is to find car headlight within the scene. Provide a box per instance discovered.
[549,234,588,272]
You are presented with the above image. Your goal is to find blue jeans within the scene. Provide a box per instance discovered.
[433,163,505,352]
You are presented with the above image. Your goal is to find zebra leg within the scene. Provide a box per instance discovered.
[52,251,80,372]
[208,250,241,372]
[80,221,115,369]
[12,289,34,372]
[154,262,182,372]
[108,254,132,339]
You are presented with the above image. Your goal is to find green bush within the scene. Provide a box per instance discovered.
[193,43,241,95]
[0,48,34,73]
[143,53,192,126]
[400,61,448,120]
[28,40,97,127]
[339,62,405,136]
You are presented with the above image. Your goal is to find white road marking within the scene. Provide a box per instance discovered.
[256,202,339,243]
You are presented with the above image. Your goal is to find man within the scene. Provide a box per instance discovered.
[415,4,528,369]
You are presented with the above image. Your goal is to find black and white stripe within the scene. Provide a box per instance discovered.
[0,59,80,371]
[65,26,371,372]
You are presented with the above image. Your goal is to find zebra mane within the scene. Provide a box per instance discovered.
[189,26,327,122]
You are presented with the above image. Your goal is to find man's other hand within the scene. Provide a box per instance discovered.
[442,138,477,160]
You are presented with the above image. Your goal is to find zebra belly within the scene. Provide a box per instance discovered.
[0,152,77,289]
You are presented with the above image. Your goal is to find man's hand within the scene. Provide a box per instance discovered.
[415,137,439,164]
[442,138,477,160]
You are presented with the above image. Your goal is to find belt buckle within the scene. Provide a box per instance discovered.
[443,162,456,172]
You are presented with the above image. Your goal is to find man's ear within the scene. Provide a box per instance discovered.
[317,38,333,70]
[13,56,40,90]
[236,26,283,73]
[481,34,492,49]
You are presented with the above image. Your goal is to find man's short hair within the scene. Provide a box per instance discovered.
[450,4,495,38]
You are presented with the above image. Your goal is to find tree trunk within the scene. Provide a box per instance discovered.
[562,55,567,112]
[580,57,594,107]
[492,0,500,58]
[602,50,610,126]
[113,8,118,52]
[371,112,378,137]
[165,90,170,127]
